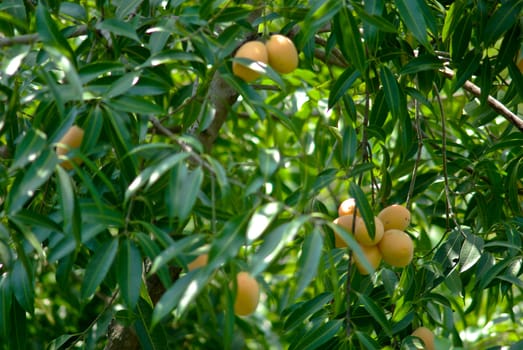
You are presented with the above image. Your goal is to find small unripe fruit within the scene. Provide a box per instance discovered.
[56,125,84,170]
[233,272,260,316]
[265,34,299,74]
[378,204,411,231]
[411,326,435,350]
[353,244,382,275]
[338,198,359,217]
[333,215,384,247]
[378,229,414,267]
[187,253,208,271]
[232,41,268,82]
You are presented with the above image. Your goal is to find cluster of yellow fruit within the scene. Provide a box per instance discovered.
[55,125,85,170]
[333,198,414,274]
[187,253,260,317]
[232,34,298,82]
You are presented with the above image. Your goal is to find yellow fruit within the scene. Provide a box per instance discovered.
[353,244,382,275]
[354,216,384,246]
[411,326,435,350]
[232,41,268,82]
[233,272,260,316]
[378,229,414,267]
[378,204,411,231]
[56,125,84,170]
[333,215,356,248]
[518,58,523,73]
[333,215,384,247]
[265,34,299,74]
[338,198,359,217]
[187,253,208,271]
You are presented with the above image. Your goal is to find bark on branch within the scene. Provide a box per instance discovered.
[440,67,523,132]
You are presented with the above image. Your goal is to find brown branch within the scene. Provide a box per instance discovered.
[440,67,523,132]
[0,24,88,48]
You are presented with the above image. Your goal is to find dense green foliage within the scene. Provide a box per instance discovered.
[0,0,522,349]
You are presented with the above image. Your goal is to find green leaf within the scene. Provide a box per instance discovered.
[380,66,407,123]
[355,3,396,33]
[10,259,33,314]
[135,298,169,349]
[81,238,119,300]
[117,239,143,309]
[0,275,12,339]
[395,0,431,50]
[357,292,392,336]
[79,62,126,84]
[399,54,443,75]
[10,299,27,350]
[293,228,323,300]
[107,96,164,114]
[483,1,523,46]
[9,128,47,172]
[168,164,203,221]
[328,68,361,108]
[151,268,212,326]
[251,216,308,276]
[289,319,343,350]
[258,148,280,178]
[48,223,107,263]
[47,335,79,350]
[115,0,144,19]
[35,3,75,62]
[96,18,140,42]
[334,8,366,73]
[126,152,190,201]
[459,232,484,273]
[284,292,333,331]
[341,125,358,166]
[246,202,283,243]
[56,166,81,244]
[349,182,376,240]
[6,149,58,214]
[208,216,249,271]
[299,0,341,48]
[355,331,381,350]
[79,201,125,228]
[105,71,141,99]
[150,235,205,274]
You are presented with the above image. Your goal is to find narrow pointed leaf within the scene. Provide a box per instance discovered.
[294,228,323,300]
[117,239,143,309]
[81,239,119,300]
[10,260,34,314]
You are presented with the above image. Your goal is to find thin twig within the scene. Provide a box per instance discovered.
[0,24,88,48]
[433,83,463,235]
[406,97,424,210]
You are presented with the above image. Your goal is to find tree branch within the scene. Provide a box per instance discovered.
[440,67,523,132]
[0,24,88,48]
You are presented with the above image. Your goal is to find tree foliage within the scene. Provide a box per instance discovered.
[0,0,522,349]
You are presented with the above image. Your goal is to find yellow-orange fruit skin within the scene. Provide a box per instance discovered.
[187,253,208,271]
[354,216,384,246]
[233,272,260,316]
[378,229,414,267]
[353,244,382,275]
[378,204,411,231]
[411,327,435,350]
[56,125,85,170]
[232,41,268,82]
[333,215,384,247]
[333,215,356,248]
[338,198,359,217]
[265,34,299,74]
